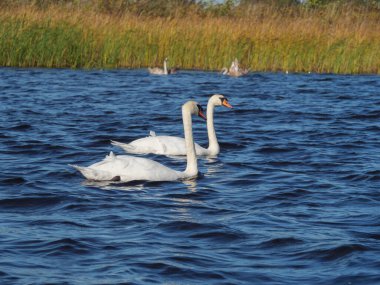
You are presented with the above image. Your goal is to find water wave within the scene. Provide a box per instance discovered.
[0,69,379,284]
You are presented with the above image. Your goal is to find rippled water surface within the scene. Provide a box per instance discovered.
[1,68,379,284]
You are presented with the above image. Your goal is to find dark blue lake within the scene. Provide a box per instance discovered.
[0,68,379,284]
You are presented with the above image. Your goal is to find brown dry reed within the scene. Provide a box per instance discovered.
[0,1,379,74]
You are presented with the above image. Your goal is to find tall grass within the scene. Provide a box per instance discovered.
[0,2,379,73]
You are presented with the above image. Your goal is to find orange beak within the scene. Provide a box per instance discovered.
[222,100,233,108]
[198,110,207,120]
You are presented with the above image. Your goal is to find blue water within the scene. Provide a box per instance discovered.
[0,68,379,284]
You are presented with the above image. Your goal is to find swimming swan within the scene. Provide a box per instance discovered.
[111,94,232,156]
[221,58,249,77]
[70,101,206,182]
[148,58,168,75]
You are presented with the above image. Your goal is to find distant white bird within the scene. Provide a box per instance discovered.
[148,58,168,75]
[70,101,206,182]
[221,58,249,77]
[111,94,232,156]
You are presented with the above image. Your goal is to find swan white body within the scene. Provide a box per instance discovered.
[148,58,168,75]
[111,94,232,156]
[71,101,205,182]
[71,151,183,181]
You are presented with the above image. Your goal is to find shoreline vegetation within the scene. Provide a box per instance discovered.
[0,0,379,74]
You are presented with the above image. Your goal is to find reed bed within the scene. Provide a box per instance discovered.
[0,3,379,74]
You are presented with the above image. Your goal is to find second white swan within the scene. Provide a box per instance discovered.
[221,58,249,77]
[111,94,232,156]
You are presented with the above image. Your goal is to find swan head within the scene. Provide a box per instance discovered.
[210,94,233,108]
[183,101,207,120]
[221,67,228,75]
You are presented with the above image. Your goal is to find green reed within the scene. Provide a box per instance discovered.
[0,4,379,74]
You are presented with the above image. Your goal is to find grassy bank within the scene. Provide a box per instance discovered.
[0,2,379,74]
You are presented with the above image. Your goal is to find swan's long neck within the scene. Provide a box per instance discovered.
[206,100,219,155]
[163,60,168,74]
[183,107,198,177]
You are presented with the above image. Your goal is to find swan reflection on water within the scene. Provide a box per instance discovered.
[182,176,198,192]
[81,175,199,192]
[81,179,146,191]
[203,156,224,177]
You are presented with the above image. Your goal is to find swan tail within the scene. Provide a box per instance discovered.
[69,164,119,181]
[111,140,136,152]
[149,130,156,137]
[69,164,97,180]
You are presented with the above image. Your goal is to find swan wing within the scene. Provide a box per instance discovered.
[71,153,182,182]
[157,136,209,156]
[117,135,207,156]
[112,137,164,154]
[116,155,182,182]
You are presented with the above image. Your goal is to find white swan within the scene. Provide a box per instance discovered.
[111,94,232,156]
[221,58,249,77]
[70,101,206,182]
[148,58,168,75]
